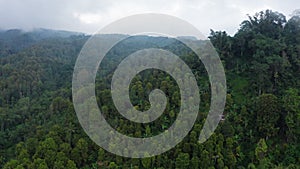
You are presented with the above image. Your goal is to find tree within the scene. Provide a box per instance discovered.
[175,153,190,169]
[31,158,49,169]
[190,155,199,169]
[108,162,118,169]
[282,88,300,142]
[66,160,77,169]
[33,138,58,168]
[254,94,280,138]
[209,30,234,69]
[224,138,237,168]
[200,150,212,168]
[255,138,268,161]
[142,156,152,169]
[239,10,286,39]
[71,138,88,167]
[3,160,19,169]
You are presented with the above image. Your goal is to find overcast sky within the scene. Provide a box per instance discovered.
[0,0,299,36]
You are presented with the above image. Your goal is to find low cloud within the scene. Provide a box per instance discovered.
[0,0,299,36]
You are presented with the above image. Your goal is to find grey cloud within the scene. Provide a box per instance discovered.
[0,0,299,36]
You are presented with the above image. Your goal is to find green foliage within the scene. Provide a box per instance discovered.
[175,153,190,169]
[283,88,300,142]
[255,138,268,161]
[0,9,299,169]
[254,94,280,138]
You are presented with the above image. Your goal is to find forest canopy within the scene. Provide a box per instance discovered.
[0,9,299,169]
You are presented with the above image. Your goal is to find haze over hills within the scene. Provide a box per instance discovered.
[0,28,84,55]
[0,28,205,58]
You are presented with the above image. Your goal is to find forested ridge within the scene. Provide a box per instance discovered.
[0,10,299,169]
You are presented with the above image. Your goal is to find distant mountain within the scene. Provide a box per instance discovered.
[28,28,84,39]
[0,28,83,40]
[0,28,84,56]
[177,36,199,41]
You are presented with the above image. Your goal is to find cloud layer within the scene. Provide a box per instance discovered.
[0,0,299,36]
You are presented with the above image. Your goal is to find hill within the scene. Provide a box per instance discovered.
[0,9,299,169]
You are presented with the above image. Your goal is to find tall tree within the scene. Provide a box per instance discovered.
[254,94,280,139]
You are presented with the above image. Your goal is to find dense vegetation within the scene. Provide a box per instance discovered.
[0,10,299,168]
